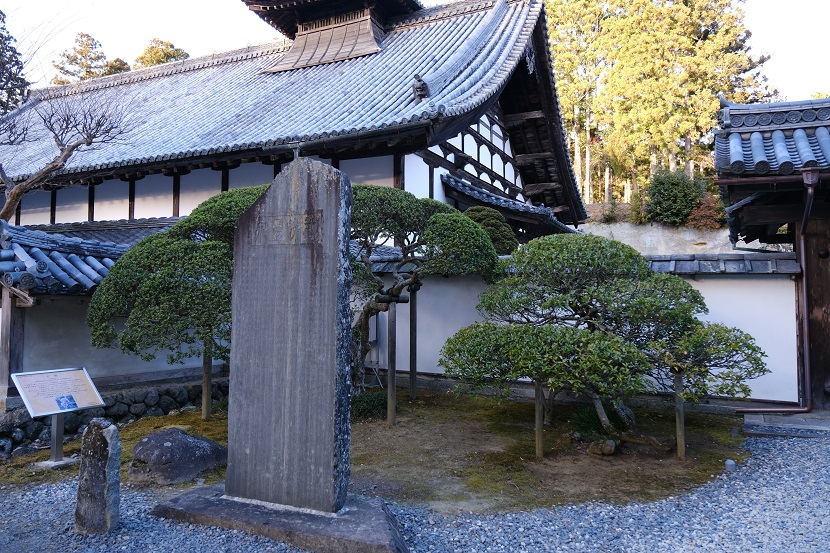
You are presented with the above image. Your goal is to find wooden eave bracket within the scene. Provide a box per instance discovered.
[1,281,35,307]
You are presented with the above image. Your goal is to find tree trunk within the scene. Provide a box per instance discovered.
[202,349,212,420]
[584,113,592,202]
[604,164,611,203]
[535,381,545,459]
[669,150,677,172]
[684,132,693,177]
[386,302,397,427]
[591,395,616,435]
[674,371,686,461]
[544,386,555,426]
[649,147,659,179]
[631,162,639,196]
[572,106,582,193]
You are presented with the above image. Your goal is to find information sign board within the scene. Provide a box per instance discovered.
[11,367,104,418]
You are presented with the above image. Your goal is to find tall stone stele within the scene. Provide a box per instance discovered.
[226,157,352,513]
[75,418,121,534]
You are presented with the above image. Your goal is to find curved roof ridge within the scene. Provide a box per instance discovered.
[387,0,497,32]
[35,42,292,100]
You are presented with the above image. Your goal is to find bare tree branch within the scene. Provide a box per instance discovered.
[0,92,132,221]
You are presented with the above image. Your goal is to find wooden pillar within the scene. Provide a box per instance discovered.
[386,303,396,427]
[0,288,24,412]
[49,189,57,224]
[172,174,181,217]
[797,217,830,409]
[128,179,136,220]
[88,185,95,222]
[409,285,418,400]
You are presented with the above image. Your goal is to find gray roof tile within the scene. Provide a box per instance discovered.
[646,253,799,275]
[0,220,130,295]
[715,97,830,175]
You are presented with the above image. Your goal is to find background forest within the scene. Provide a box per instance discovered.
[545,0,773,206]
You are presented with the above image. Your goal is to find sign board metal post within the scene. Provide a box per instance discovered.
[51,413,65,462]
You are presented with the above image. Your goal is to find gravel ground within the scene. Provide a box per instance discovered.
[1,436,827,552]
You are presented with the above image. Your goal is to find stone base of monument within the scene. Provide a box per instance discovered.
[151,483,410,553]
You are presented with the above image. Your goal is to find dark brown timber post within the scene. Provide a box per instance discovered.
[0,287,24,412]
[409,283,419,400]
[387,302,397,427]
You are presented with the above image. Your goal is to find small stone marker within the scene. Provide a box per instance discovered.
[75,418,121,535]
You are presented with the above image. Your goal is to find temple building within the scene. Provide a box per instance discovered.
[0,0,585,405]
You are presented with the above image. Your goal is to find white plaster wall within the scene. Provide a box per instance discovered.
[134,173,172,219]
[686,275,798,402]
[404,154,430,198]
[19,188,51,225]
[21,297,189,380]
[55,186,89,223]
[340,156,394,188]
[432,167,448,204]
[369,275,487,374]
[229,162,274,189]
[179,168,221,216]
[367,272,796,403]
[93,179,129,221]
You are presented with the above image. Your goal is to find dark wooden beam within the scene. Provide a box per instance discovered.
[515,152,554,165]
[523,181,563,196]
[739,203,830,225]
[437,141,522,197]
[504,111,545,125]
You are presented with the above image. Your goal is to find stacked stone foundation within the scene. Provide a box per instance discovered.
[0,378,229,459]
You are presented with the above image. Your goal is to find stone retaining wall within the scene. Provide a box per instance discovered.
[0,378,230,460]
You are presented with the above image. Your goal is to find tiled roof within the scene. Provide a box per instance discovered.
[715,97,830,176]
[441,173,576,234]
[646,253,800,275]
[0,0,543,181]
[0,220,129,295]
[4,217,405,295]
[26,218,180,246]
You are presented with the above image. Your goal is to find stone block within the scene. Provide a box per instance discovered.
[75,418,120,534]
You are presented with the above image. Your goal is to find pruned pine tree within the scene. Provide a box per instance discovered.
[87,185,270,420]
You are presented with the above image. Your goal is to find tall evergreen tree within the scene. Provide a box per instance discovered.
[51,32,130,84]
[546,0,771,199]
[134,38,189,69]
[0,10,29,115]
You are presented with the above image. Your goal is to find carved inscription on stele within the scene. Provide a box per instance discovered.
[251,211,323,246]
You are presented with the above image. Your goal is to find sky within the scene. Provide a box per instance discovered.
[0,0,827,101]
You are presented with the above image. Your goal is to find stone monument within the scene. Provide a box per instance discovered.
[75,418,120,534]
[225,157,352,511]
[153,159,408,552]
